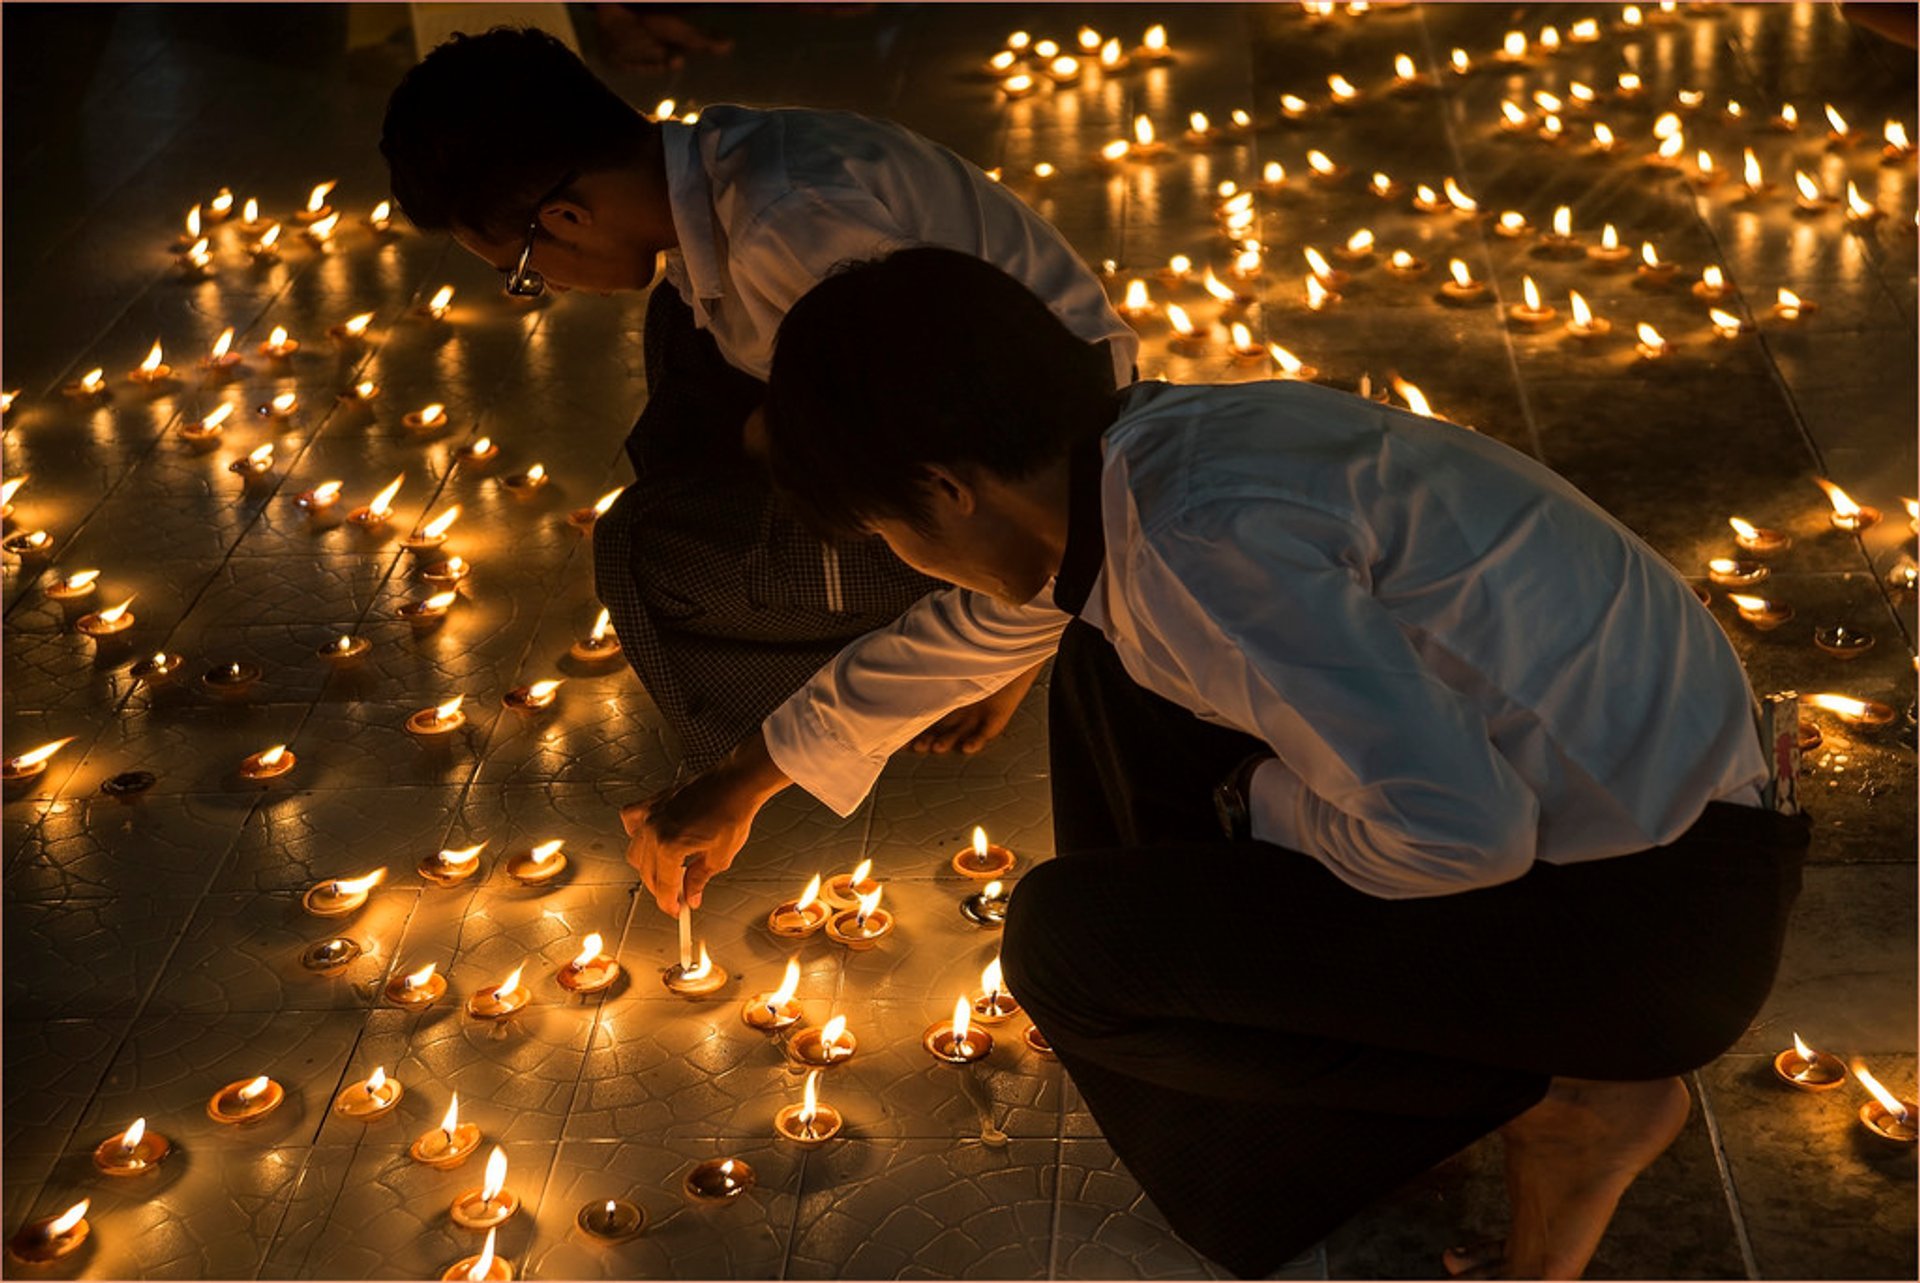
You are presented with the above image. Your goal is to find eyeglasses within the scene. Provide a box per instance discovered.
[502,173,578,298]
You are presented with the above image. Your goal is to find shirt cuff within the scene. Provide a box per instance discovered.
[1247,756,1309,852]
[762,694,889,818]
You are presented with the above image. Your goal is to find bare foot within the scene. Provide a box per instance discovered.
[911,663,1041,753]
[1449,1077,1690,1279]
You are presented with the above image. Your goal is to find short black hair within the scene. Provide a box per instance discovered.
[764,247,1119,541]
[380,27,652,239]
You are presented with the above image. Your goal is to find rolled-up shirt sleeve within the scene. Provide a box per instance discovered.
[763,587,1069,815]
[1131,501,1540,898]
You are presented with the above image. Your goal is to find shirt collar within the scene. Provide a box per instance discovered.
[1050,430,1108,616]
[661,119,724,304]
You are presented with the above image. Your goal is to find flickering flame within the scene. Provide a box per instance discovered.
[1593,122,1616,149]
[139,340,165,375]
[1280,94,1310,115]
[1448,259,1473,289]
[1652,111,1682,139]
[1305,275,1330,309]
[185,204,202,238]
[1541,115,1564,139]
[440,843,483,870]
[496,965,526,998]
[1700,265,1725,292]
[189,402,233,435]
[1033,162,1056,179]
[1394,53,1416,80]
[792,873,822,916]
[264,392,295,417]
[465,1228,497,1282]
[1188,111,1212,136]
[328,866,383,896]
[1229,322,1256,351]
[1807,693,1872,721]
[1618,72,1642,94]
[354,380,377,399]
[49,1202,88,1237]
[1264,161,1287,186]
[850,858,873,886]
[529,838,564,868]
[1539,24,1560,49]
[396,961,436,995]
[428,285,454,317]
[1502,30,1526,58]
[1390,377,1432,418]
[79,368,105,394]
[1727,593,1772,614]
[1709,308,1743,336]
[1635,323,1667,353]
[1569,291,1595,327]
[1656,131,1685,160]
[1166,303,1197,337]
[1389,250,1417,271]
[1570,81,1595,104]
[1450,48,1470,74]
[1132,115,1157,147]
[980,956,1005,1001]
[1100,39,1123,68]
[1697,149,1715,175]
[418,505,460,540]
[1328,73,1358,101]
[770,957,801,1009]
[1906,498,1918,522]
[591,488,622,518]
[1498,211,1528,235]
[951,996,973,1050]
[1006,30,1030,50]
[247,444,274,468]
[1201,270,1236,305]
[1824,103,1848,136]
[336,312,374,340]
[1641,243,1665,269]
[1886,120,1912,150]
[239,1076,270,1103]
[522,463,547,485]
[1518,276,1543,312]
[854,885,884,926]
[1813,478,1860,521]
[59,570,102,594]
[1267,343,1306,376]
[1099,139,1130,162]
[570,932,604,969]
[481,1145,508,1203]
[370,199,391,225]
[1777,288,1805,315]
[305,180,336,214]
[1572,17,1600,40]
[1001,73,1034,95]
[434,694,465,722]
[987,50,1015,73]
[1853,1062,1912,1121]
[1231,109,1252,129]
[1142,24,1167,52]
[1166,254,1192,278]
[0,476,23,505]
[364,474,403,519]
[1307,149,1337,176]
[97,596,135,625]
[1442,177,1477,211]
[1544,207,1570,240]
[1048,55,1079,79]
[1593,225,1617,255]
[799,1068,820,1126]
[821,1015,848,1048]
[304,481,343,507]
[1501,100,1529,128]
[365,1065,389,1096]
[210,328,235,362]
[309,212,340,240]
[526,679,562,703]
[1846,183,1875,217]
[1742,148,1763,189]
[1793,170,1821,201]
[118,1117,146,1154]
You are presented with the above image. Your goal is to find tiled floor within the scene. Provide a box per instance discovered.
[3,3,1915,1279]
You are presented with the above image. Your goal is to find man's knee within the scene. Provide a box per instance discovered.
[1002,856,1097,1024]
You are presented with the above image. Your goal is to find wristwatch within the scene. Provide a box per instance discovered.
[1212,752,1274,841]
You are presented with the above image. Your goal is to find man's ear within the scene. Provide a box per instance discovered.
[921,464,976,518]
[537,197,592,236]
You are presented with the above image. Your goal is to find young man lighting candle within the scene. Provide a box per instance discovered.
[381,28,1134,768]
[624,249,1809,1281]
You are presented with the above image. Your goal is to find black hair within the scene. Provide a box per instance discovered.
[764,247,1119,541]
[380,27,653,239]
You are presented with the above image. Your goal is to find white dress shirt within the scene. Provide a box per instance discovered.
[659,105,1137,386]
[762,380,1768,900]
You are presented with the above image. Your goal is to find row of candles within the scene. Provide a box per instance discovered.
[7,833,1038,1276]
[170,180,398,274]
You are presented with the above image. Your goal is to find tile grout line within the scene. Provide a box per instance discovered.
[1691,1068,1764,1280]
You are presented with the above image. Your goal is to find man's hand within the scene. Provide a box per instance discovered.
[911,662,1042,754]
[623,731,792,915]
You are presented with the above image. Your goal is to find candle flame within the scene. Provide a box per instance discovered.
[952,995,972,1048]
[684,942,712,979]
[61,570,101,592]
[370,200,391,224]
[1189,111,1211,134]
[572,932,604,968]
[1267,343,1306,376]
[367,474,404,518]
[310,211,340,240]
[850,858,873,886]
[1846,182,1875,217]
[1570,81,1595,102]
[1777,287,1804,313]
[1328,73,1357,100]
[980,955,1005,999]
[854,885,884,925]
[1887,120,1912,150]
[1533,91,1562,113]
[433,695,465,722]
[254,744,288,769]
[1201,270,1236,304]
[1520,276,1543,312]
[1280,93,1309,115]
[795,873,822,914]
[988,50,1015,72]
[1143,23,1167,51]
[1450,48,1469,73]
[308,481,344,506]
[800,1068,820,1124]
[305,180,336,214]
[587,607,613,643]
[1636,323,1667,351]
[1502,30,1526,57]
[79,367,106,393]
[1729,517,1761,540]
[1727,593,1771,612]
[1166,303,1197,337]
[441,843,484,869]
[527,679,562,701]
[1593,122,1616,148]
[1442,177,1477,211]
[1394,53,1416,80]
[406,961,438,989]
[0,476,24,505]
[1794,170,1821,201]
[269,392,297,415]
[1825,103,1848,135]
[1813,477,1859,518]
[1167,254,1192,277]
[468,1227,497,1281]
[242,197,260,223]
[49,1201,88,1237]
[1389,250,1416,271]
[1303,247,1335,280]
[1697,149,1715,175]
[1617,72,1642,93]
[429,285,454,316]
[120,1117,146,1152]
[1264,162,1287,187]
[332,866,385,895]
[592,488,623,517]
[366,1065,388,1094]
[1501,100,1529,128]
[1853,1061,1911,1121]
[1230,322,1255,350]
[771,956,801,1008]
[185,205,202,237]
[1133,115,1156,147]
[482,1145,508,1202]
[1123,279,1150,312]
[419,506,460,540]
[1343,230,1373,256]
[440,1091,461,1134]
[139,340,165,375]
[1305,275,1330,309]
[239,1076,270,1103]
[1307,149,1336,176]
[529,838,564,867]
[1709,308,1743,334]
[1498,211,1527,233]
[210,328,235,361]
[97,596,135,624]
[354,380,377,400]
[247,444,274,467]
[340,312,374,338]
[821,1015,848,1047]
[1656,131,1685,159]
[1544,207,1570,240]
[1048,55,1078,79]
[1699,265,1725,291]
[1100,140,1130,162]
[1808,693,1871,720]
[1101,38,1123,67]
[1391,377,1433,418]
[497,965,525,996]
[1641,242,1663,268]
[1448,259,1473,288]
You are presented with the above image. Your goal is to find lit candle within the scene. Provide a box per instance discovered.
[174,204,204,249]
[557,931,621,994]
[1493,210,1532,239]
[503,677,563,713]
[1807,692,1896,727]
[1383,249,1427,278]
[1616,72,1643,99]
[506,837,568,885]
[1165,303,1208,356]
[45,569,101,602]
[259,391,298,419]
[406,695,467,738]
[401,402,449,433]
[1508,276,1557,326]
[1201,266,1248,310]
[92,1115,169,1177]
[971,956,1022,1024]
[130,652,186,685]
[774,1068,843,1145]
[1692,265,1731,301]
[742,956,805,1031]
[177,236,212,273]
[1278,93,1312,121]
[297,179,337,223]
[329,311,375,342]
[1327,72,1359,106]
[1772,288,1817,321]
[1792,170,1830,212]
[826,858,880,907]
[568,487,625,529]
[367,200,393,232]
[2,529,53,558]
[1590,121,1617,153]
[467,964,532,1020]
[683,1157,756,1202]
[1133,23,1173,64]
[1844,182,1881,225]
[1728,516,1788,554]
[1307,149,1346,182]
[998,72,1035,99]
[450,1146,520,1227]
[1158,254,1193,283]
[1813,624,1875,659]
[424,284,455,320]
[567,608,620,663]
[303,866,385,915]
[1539,205,1580,253]
[1098,39,1126,73]
[1442,177,1478,213]
[1449,47,1471,76]
[442,1227,511,1283]
[1851,1062,1916,1143]
[207,1074,284,1125]
[1044,55,1080,86]
[318,633,371,666]
[294,480,344,513]
[1739,148,1770,200]
[924,995,993,1064]
[1823,102,1853,144]
[1439,258,1486,303]
[419,842,483,887]
[6,1200,91,1264]
[1127,114,1165,159]
[1261,161,1288,191]
[1586,223,1632,267]
[1633,322,1670,360]
[1813,478,1876,530]
[1708,309,1746,340]
[1390,52,1424,91]
[63,367,108,399]
[1570,17,1601,41]
[1635,242,1678,285]
[826,885,894,949]
[248,222,282,261]
[411,1091,482,1169]
[960,878,1012,927]
[665,922,729,996]
[333,1064,403,1120]
[386,960,449,1009]
[1333,229,1373,264]
[1498,100,1532,134]
[348,474,405,527]
[128,340,172,385]
[257,326,298,359]
[1883,119,1915,162]
[768,874,831,939]
[1726,593,1794,630]
[1497,29,1528,62]
[421,555,471,586]
[1691,149,1721,187]
[0,474,23,514]
[790,1014,857,1067]
[75,595,137,638]
[955,825,1017,878]
[1304,274,1337,311]
[403,505,461,551]
[208,188,235,220]
[1707,558,1768,587]
[576,1199,646,1243]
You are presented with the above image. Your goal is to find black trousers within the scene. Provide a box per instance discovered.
[1002,621,1810,1279]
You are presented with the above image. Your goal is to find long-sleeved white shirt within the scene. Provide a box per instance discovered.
[659,105,1137,386]
[762,380,1768,899]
